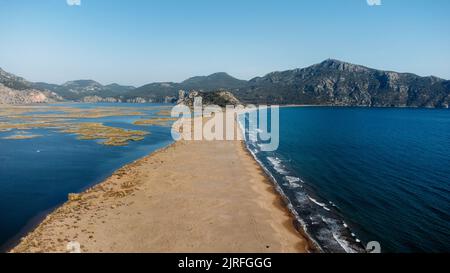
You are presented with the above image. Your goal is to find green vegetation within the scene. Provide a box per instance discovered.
[134,117,177,127]
[0,105,159,146]
[2,134,42,140]
[61,123,148,146]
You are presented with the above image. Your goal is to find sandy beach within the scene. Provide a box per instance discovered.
[10,118,310,253]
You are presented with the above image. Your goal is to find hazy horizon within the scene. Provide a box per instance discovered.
[1,0,449,86]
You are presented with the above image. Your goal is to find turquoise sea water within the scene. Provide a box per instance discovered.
[0,103,174,251]
[241,107,450,253]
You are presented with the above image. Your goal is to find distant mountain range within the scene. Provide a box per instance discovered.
[32,80,135,101]
[237,59,450,108]
[1,59,449,108]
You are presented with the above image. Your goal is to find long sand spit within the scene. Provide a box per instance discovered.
[11,118,310,253]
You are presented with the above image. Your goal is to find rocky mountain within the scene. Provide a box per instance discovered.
[0,67,31,90]
[103,83,136,95]
[119,60,450,108]
[180,72,247,91]
[32,80,135,101]
[1,60,449,107]
[124,72,247,103]
[62,80,105,94]
[0,84,61,104]
[235,59,450,108]
[0,68,63,104]
[123,82,179,103]
[177,90,241,108]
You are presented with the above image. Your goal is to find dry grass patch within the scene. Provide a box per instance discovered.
[60,122,149,146]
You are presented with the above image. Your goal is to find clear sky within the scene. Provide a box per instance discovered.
[0,0,449,87]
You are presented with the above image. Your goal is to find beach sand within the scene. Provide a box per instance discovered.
[10,118,310,253]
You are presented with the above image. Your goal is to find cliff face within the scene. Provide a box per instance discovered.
[0,84,60,104]
[236,59,450,108]
[0,68,63,104]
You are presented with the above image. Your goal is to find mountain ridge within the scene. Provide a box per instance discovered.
[1,60,449,107]
[237,59,449,108]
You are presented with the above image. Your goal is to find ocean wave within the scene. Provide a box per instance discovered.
[284,176,302,189]
[321,216,360,253]
[238,113,364,253]
[267,156,289,175]
[308,197,331,211]
[295,191,309,203]
[332,232,357,254]
[241,141,323,252]
[285,176,302,183]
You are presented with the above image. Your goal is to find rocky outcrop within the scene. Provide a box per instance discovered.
[0,84,61,104]
[0,67,30,90]
[177,90,186,104]
[0,68,62,104]
[177,90,241,108]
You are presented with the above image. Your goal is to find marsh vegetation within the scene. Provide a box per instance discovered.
[0,104,175,146]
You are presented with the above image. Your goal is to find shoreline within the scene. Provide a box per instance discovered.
[240,141,322,252]
[10,119,311,253]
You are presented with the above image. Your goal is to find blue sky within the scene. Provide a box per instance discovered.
[0,0,449,86]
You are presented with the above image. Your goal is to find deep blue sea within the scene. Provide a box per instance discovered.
[241,107,450,253]
[0,103,174,251]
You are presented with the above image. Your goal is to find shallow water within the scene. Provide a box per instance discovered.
[242,107,450,253]
[0,103,175,251]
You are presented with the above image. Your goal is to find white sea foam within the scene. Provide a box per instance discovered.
[284,176,302,188]
[238,114,358,253]
[295,192,309,203]
[308,197,331,211]
[285,176,301,183]
[321,217,359,253]
[332,232,357,253]
[267,156,289,175]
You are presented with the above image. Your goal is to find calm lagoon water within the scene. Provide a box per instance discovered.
[242,107,450,253]
[0,103,174,251]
